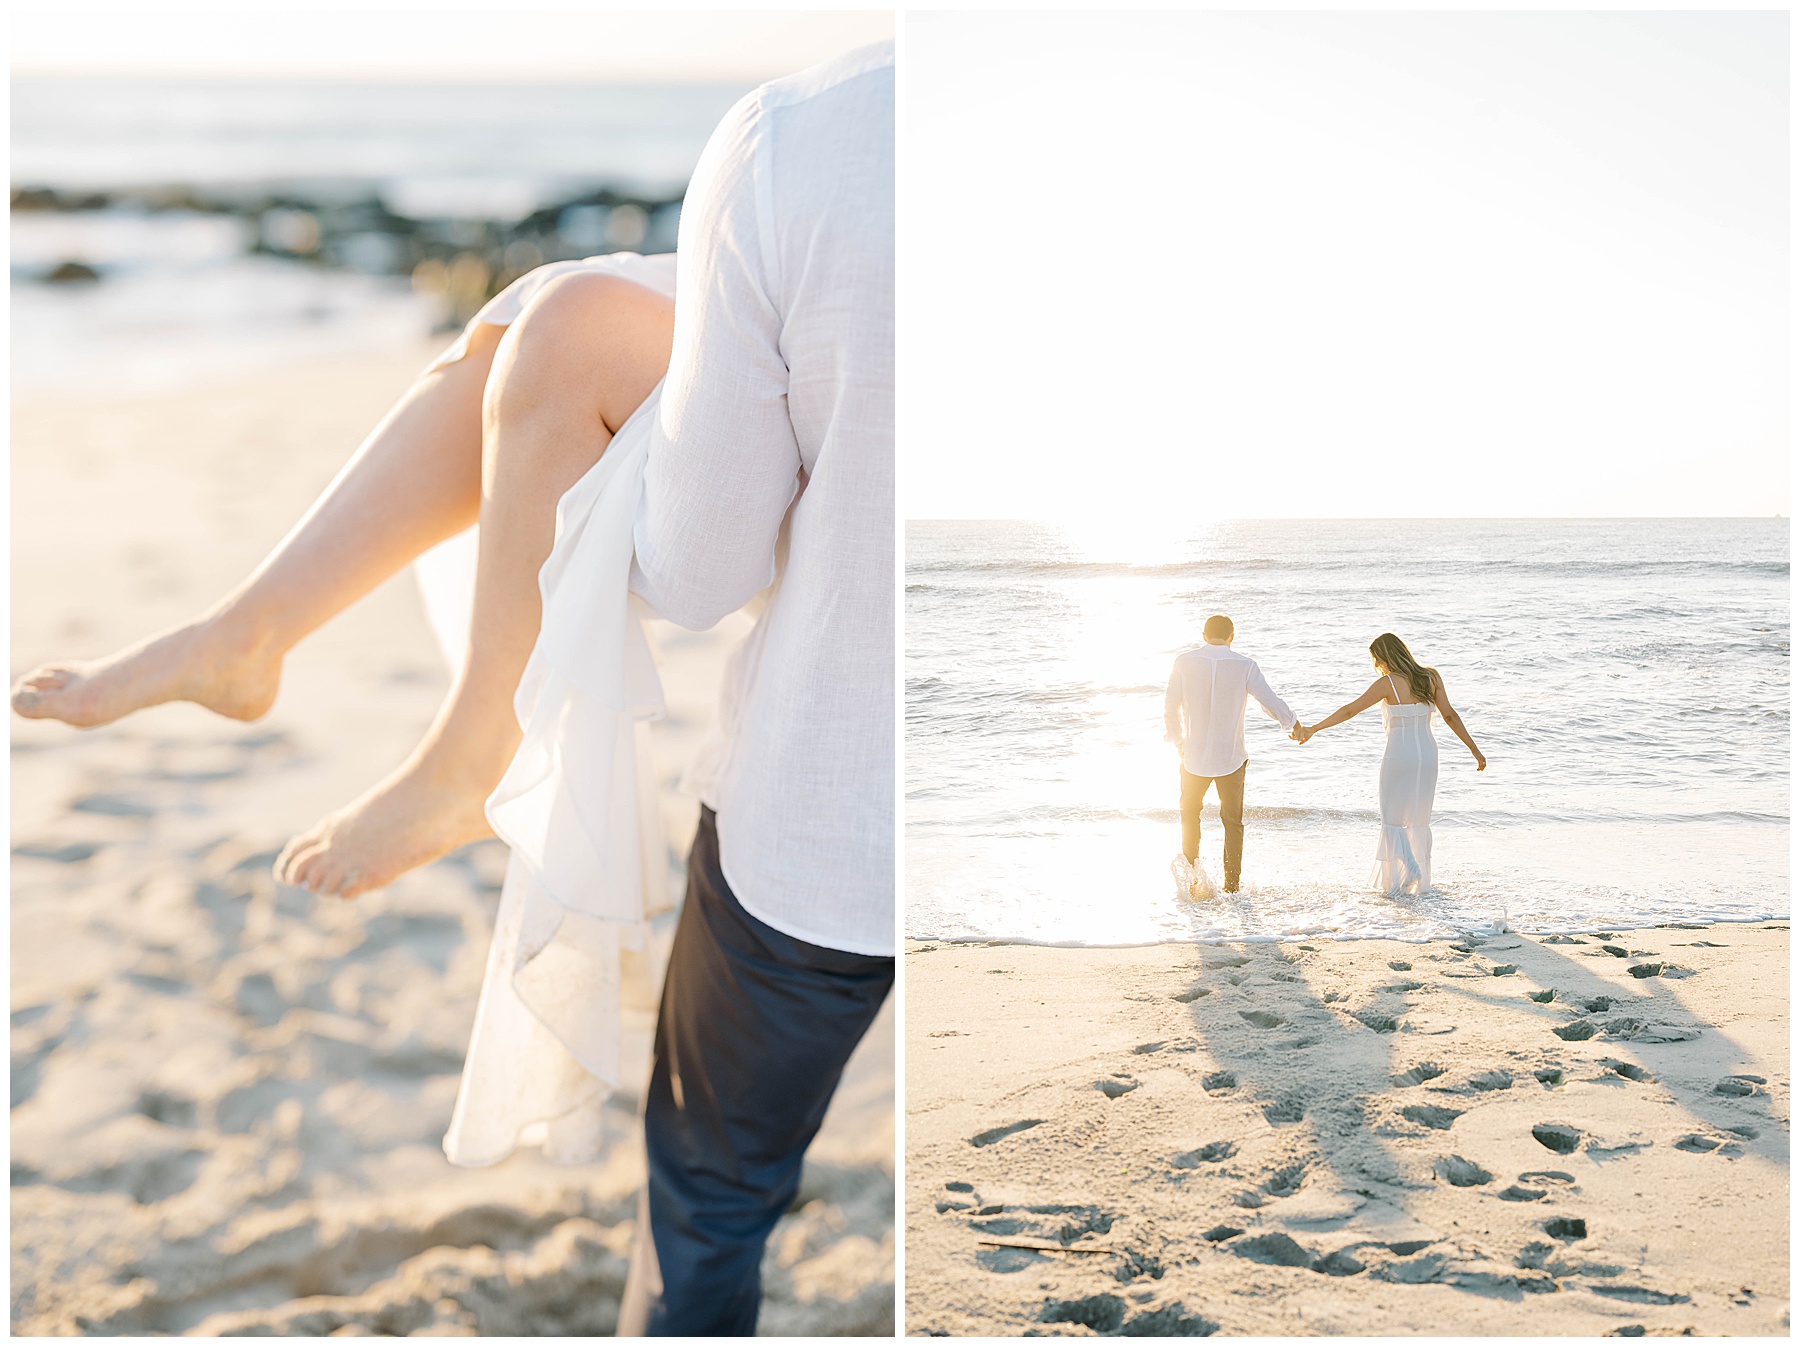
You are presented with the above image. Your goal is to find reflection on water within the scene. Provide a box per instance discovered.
[907,519,1789,945]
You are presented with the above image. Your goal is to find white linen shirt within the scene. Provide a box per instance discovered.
[629,42,893,957]
[1164,643,1297,779]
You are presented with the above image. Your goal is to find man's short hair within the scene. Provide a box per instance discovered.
[1203,614,1234,643]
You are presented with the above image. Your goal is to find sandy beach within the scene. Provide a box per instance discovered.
[904,927,1787,1336]
[11,342,892,1336]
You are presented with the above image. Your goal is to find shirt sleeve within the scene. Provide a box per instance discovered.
[1164,664,1184,744]
[1246,660,1297,729]
[628,88,802,630]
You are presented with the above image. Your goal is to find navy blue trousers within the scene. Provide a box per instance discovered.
[617,808,893,1336]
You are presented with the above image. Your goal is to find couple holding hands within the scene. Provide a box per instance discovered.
[1165,615,1486,900]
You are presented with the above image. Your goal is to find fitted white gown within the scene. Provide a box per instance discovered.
[1371,677,1438,896]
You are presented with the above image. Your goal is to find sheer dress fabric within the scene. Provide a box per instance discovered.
[415,251,677,1167]
[1373,699,1438,896]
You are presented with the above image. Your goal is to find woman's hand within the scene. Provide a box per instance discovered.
[1472,749,1486,771]
[1291,723,1312,745]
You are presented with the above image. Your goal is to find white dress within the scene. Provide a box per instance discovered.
[412,253,679,1167]
[1371,676,1438,896]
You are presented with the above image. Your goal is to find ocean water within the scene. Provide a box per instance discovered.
[906,519,1789,945]
[12,78,745,196]
[12,78,738,394]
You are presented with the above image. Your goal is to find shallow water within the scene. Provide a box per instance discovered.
[906,518,1789,945]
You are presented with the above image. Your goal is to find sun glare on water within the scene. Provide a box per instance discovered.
[1053,513,1215,568]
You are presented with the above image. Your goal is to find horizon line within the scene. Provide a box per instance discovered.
[905,515,1789,524]
[12,68,769,87]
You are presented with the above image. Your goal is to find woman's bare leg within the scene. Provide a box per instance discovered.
[10,324,505,727]
[275,272,674,898]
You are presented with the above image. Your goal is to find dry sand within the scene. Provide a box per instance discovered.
[11,343,892,1336]
[905,927,1787,1336]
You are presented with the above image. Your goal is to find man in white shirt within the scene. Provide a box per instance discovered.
[618,41,893,1336]
[1163,613,1298,892]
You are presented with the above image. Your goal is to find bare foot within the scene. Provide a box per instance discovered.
[275,756,496,899]
[11,617,281,728]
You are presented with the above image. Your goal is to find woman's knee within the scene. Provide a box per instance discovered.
[490,271,673,426]
[516,272,669,365]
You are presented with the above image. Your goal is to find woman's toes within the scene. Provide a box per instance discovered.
[12,669,73,713]
[275,839,322,889]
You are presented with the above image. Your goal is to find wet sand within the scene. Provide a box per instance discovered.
[11,343,892,1335]
[904,927,1787,1336]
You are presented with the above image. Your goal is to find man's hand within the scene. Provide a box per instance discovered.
[1290,722,1311,745]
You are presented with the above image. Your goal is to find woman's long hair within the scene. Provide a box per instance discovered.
[1370,632,1437,705]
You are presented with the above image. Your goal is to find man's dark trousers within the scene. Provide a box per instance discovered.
[1180,760,1247,891]
[618,807,894,1335]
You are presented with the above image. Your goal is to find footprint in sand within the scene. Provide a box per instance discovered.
[1401,1104,1463,1131]
[1132,1041,1167,1054]
[1389,960,1413,971]
[1543,1216,1587,1242]
[1528,990,1556,1003]
[1713,1077,1761,1097]
[1553,1020,1597,1041]
[1238,1010,1283,1029]
[1171,1140,1237,1168]
[1262,1098,1305,1125]
[976,1246,1045,1273]
[1535,1067,1565,1087]
[1037,1295,1125,1333]
[1532,1123,1583,1154]
[1601,1060,1655,1083]
[1202,1071,1237,1093]
[1469,1069,1513,1092]
[1393,1061,1446,1086]
[1518,1170,1577,1190]
[1591,1286,1691,1306]
[1433,1155,1492,1187]
[1259,1162,1307,1199]
[1095,1077,1139,1099]
[1038,1296,1218,1337]
[969,1119,1044,1147]
[1496,1184,1546,1202]
[937,1180,978,1214]
[1231,1232,1316,1267]
[1171,985,1211,1003]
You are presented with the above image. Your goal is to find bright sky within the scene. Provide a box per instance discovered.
[10,5,893,82]
[905,11,1788,520]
